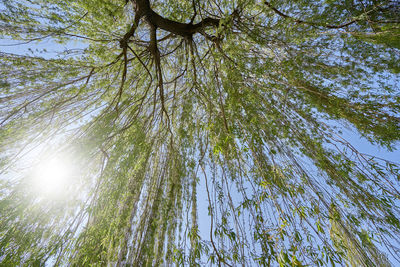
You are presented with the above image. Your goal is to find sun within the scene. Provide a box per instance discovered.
[33,156,71,196]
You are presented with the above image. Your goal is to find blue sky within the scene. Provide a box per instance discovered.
[1,28,399,265]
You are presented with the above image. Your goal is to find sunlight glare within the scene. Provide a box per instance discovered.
[33,156,71,196]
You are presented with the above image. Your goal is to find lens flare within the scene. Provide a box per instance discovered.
[33,157,70,196]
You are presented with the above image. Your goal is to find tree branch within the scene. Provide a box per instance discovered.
[264,1,358,29]
[128,0,220,38]
[120,12,143,48]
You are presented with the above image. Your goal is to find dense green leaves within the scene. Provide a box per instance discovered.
[0,0,399,266]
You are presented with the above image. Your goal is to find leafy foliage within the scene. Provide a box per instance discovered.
[0,0,399,266]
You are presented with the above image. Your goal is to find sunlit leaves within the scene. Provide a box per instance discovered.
[0,0,400,266]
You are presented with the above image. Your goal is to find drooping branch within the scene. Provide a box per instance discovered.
[264,1,399,29]
[120,12,143,48]
[264,1,358,29]
[118,0,222,124]
[148,24,166,116]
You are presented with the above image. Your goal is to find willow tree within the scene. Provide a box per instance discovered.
[0,0,399,265]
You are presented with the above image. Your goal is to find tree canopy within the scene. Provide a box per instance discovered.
[0,0,399,266]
